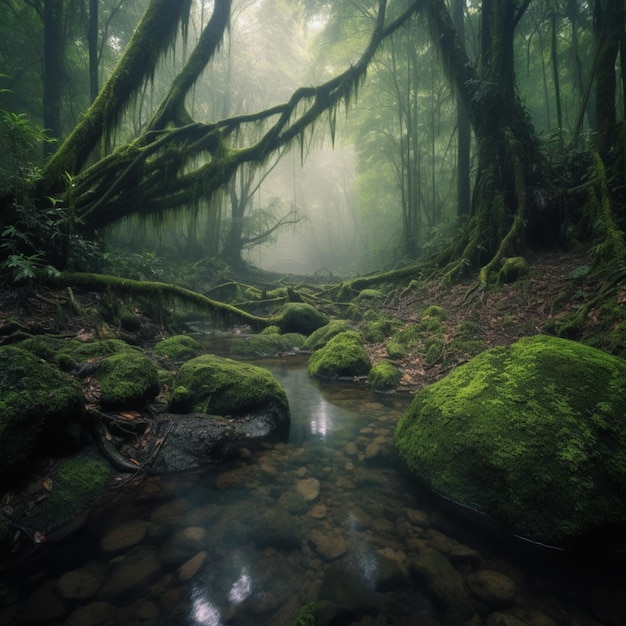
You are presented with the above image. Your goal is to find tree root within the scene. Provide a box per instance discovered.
[51,271,281,331]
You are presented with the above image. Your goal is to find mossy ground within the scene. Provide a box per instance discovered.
[153,334,202,361]
[394,335,626,546]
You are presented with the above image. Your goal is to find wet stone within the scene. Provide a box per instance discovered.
[160,526,208,567]
[57,562,105,600]
[22,579,67,623]
[364,442,381,460]
[64,601,115,626]
[98,546,162,601]
[310,529,347,561]
[309,504,327,519]
[178,551,207,581]
[467,570,517,608]
[345,442,359,456]
[406,508,430,528]
[296,477,320,502]
[486,611,527,626]
[100,519,149,553]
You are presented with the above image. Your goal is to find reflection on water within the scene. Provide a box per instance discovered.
[1,354,625,625]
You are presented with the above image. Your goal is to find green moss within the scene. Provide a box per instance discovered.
[385,340,407,360]
[278,303,330,335]
[229,331,305,357]
[171,354,288,416]
[97,351,160,410]
[421,305,447,321]
[368,361,401,391]
[0,346,83,482]
[499,256,530,283]
[357,288,384,300]
[308,331,371,380]
[394,335,626,546]
[154,335,202,361]
[303,320,351,351]
[54,455,112,510]
[361,318,394,343]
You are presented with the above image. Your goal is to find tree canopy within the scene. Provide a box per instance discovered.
[1,0,625,284]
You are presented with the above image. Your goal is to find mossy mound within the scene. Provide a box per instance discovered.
[96,351,160,410]
[229,326,305,356]
[153,335,202,361]
[368,360,401,392]
[302,320,351,351]
[308,331,371,380]
[170,354,289,417]
[394,335,626,547]
[0,346,83,484]
[278,303,330,335]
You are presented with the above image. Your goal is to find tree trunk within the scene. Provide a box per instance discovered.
[452,0,470,217]
[43,0,64,157]
[423,0,543,280]
[88,0,99,103]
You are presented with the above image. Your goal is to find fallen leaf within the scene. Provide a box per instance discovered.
[40,478,53,492]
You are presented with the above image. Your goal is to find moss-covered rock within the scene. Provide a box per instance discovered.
[229,327,305,356]
[278,303,330,335]
[302,320,351,351]
[394,335,626,547]
[170,354,289,417]
[96,351,160,410]
[0,346,83,484]
[368,360,401,392]
[153,335,202,361]
[361,318,395,343]
[308,331,371,380]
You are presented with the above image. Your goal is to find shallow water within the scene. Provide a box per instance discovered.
[1,354,625,625]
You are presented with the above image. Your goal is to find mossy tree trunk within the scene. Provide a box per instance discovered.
[421,0,545,282]
[33,0,419,262]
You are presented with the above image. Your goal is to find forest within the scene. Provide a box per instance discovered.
[2,2,626,624]
[0,0,623,287]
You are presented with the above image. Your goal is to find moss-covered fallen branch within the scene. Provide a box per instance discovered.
[52,272,280,330]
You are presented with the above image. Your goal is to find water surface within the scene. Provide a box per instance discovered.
[1,354,625,625]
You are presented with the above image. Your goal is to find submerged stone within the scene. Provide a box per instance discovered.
[395,335,626,547]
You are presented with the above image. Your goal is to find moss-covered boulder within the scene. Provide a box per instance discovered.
[302,320,351,351]
[394,335,626,547]
[229,326,305,357]
[170,354,289,417]
[0,346,83,484]
[308,331,371,380]
[368,360,401,392]
[278,303,330,335]
[153,335,202,361]
[96,351,160,410]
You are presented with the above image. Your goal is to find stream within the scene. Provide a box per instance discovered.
[1,352,625,625]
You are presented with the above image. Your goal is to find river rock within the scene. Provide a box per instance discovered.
[64,601,115,626]
[409,549,474,618]
[160,526,208,567]
[310,529,347,560]
[296,477,320,502]
[374,548,409,591]
[100,519,149,553]
[486,612,527,626]
[467,570,517,608]
[22,579,67,622]
[178,550,207,581]
[57,562,105,600]
[395,335,626,547]
[98,546,161,601]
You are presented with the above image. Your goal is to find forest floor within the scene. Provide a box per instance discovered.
[0,249,619,394]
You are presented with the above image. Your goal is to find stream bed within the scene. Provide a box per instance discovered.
[1,353,625,625]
